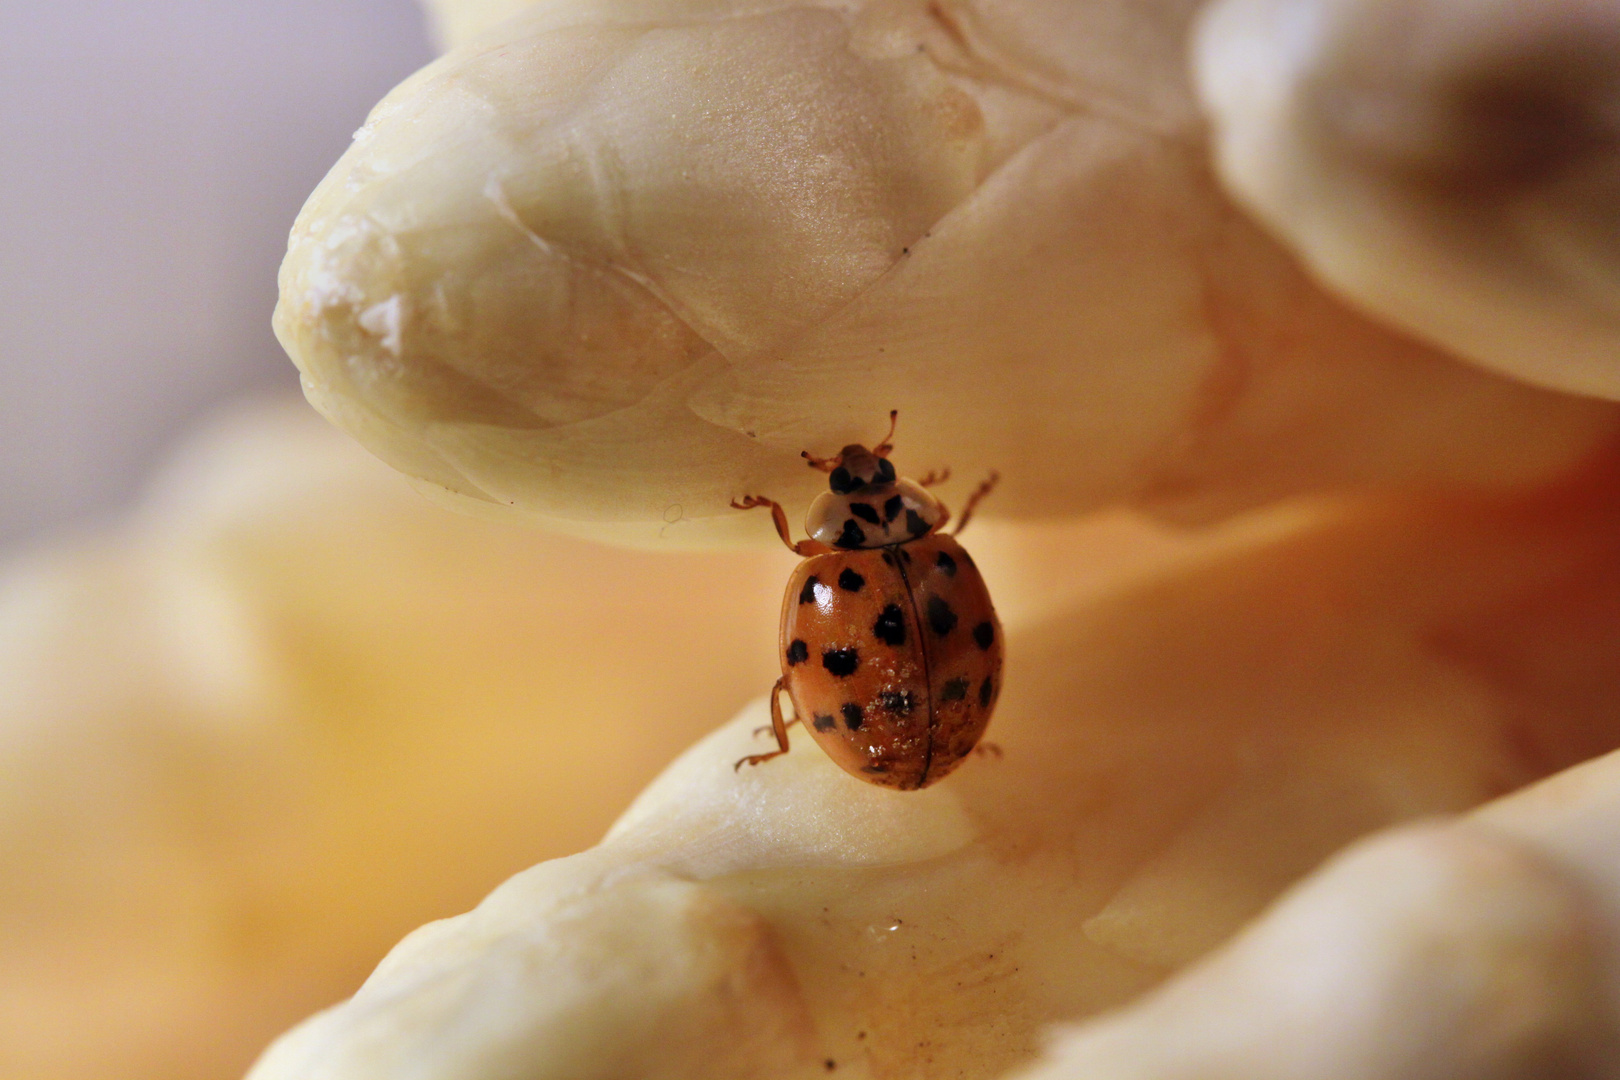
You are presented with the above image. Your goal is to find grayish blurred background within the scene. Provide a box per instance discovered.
[0,0,432,549]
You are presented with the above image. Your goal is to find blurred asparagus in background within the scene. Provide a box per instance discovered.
[7,0,1620,1076]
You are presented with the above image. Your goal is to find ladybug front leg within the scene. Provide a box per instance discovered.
[952,471,1001,535]
[735,678,794,771]
[731,495,832,556]
[915,466,951,488]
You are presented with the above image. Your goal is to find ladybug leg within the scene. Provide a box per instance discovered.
[736,678,793,771]
[915,466,951,488]
[952,470,1001,535]
[731,495,833,556]
[973,741,1004,759]
[754,714,802,738]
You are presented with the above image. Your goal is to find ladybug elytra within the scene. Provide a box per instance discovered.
[732,412,1001,790]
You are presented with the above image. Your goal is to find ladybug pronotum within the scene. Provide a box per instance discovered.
[732,412,1002,790]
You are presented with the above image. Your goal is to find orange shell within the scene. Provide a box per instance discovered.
[780,533,1002,789]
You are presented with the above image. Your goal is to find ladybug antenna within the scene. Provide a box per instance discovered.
[872,410,899,458]
[801,448,841,473]
[801,411,898,471]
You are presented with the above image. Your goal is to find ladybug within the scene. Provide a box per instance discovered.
[732,412,1002,790]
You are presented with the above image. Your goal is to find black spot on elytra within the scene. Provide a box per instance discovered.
[850,502,881,526]
[873,604,907,646]
[936,551,957,576]
[813,713,838,732]
[799,576,822,605]
[786,639,809,665]
[941,676,969,702]
[829,466,859,494]
[838,567,866,592]
[884,495,903,522]
[973,621,995,649]
[979,677,994,707]
[905,509,928,536]
[878,689,916,715]
[927,595,958,636]
[822,647,859,677]
[836,520,867,548]
[842,702,865,730]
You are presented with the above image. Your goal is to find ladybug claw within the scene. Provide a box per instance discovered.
[734,751,786,771]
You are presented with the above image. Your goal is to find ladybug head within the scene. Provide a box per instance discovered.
[827,445,897,494]
[803,410,899,493]
[801,414,944,549]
